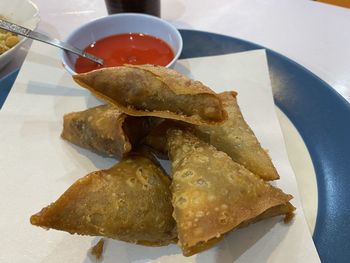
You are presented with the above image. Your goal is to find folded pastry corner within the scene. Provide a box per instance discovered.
[30,153,177,246]
[61,104,153,159]
[166,128,294,256]
[194,91,279,180]
[143,91,279,181]
[73,64,227,125]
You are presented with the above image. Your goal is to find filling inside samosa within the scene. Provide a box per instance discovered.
[61,104,153,159]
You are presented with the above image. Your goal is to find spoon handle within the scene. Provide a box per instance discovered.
[0,19,103,65]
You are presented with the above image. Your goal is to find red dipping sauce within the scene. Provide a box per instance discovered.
[75,33,175,73]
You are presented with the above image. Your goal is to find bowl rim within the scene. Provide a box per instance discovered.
[61,13,183,75]
[0,0,40,59]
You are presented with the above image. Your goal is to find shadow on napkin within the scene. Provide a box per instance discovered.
[26,80,87,97]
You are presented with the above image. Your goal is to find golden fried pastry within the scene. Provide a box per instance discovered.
[182,202,295,256]
[30,153,177,246]
[143,91,279,180]
[167,129,294,256]
[61,104,153,159]
[90,239,105,260]
[143,119,190,159]
[193,91,279,180]
[73,64,227,125]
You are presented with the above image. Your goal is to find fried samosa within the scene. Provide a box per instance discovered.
[30,153,177,246]
[167,129,294,256]
[73,64,227,125]
[194,91,279,180]
[143,92,279,180]
[61,104,153,159]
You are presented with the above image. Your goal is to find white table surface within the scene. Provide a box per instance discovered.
[2,0,350,104]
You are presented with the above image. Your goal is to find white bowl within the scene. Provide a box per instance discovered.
[0,0,40,71]
[61,13,183,75]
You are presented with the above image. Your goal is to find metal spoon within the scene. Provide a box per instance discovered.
[0,19,104,65]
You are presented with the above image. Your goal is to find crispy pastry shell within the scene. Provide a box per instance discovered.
[183,202,295,256]
[194,91,279,180]
[143,119,190,159]
[61,104,152,159]
[30,153,177,246]
[167,129,294,256]
[73,64,227,125]
[143,91,279,180]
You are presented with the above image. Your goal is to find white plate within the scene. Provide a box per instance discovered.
[0,45,319,262]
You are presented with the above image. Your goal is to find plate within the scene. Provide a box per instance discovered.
[1,29,349,262]
[177,29,350,263]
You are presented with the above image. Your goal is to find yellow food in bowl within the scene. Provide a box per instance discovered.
[0,16,20,55]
